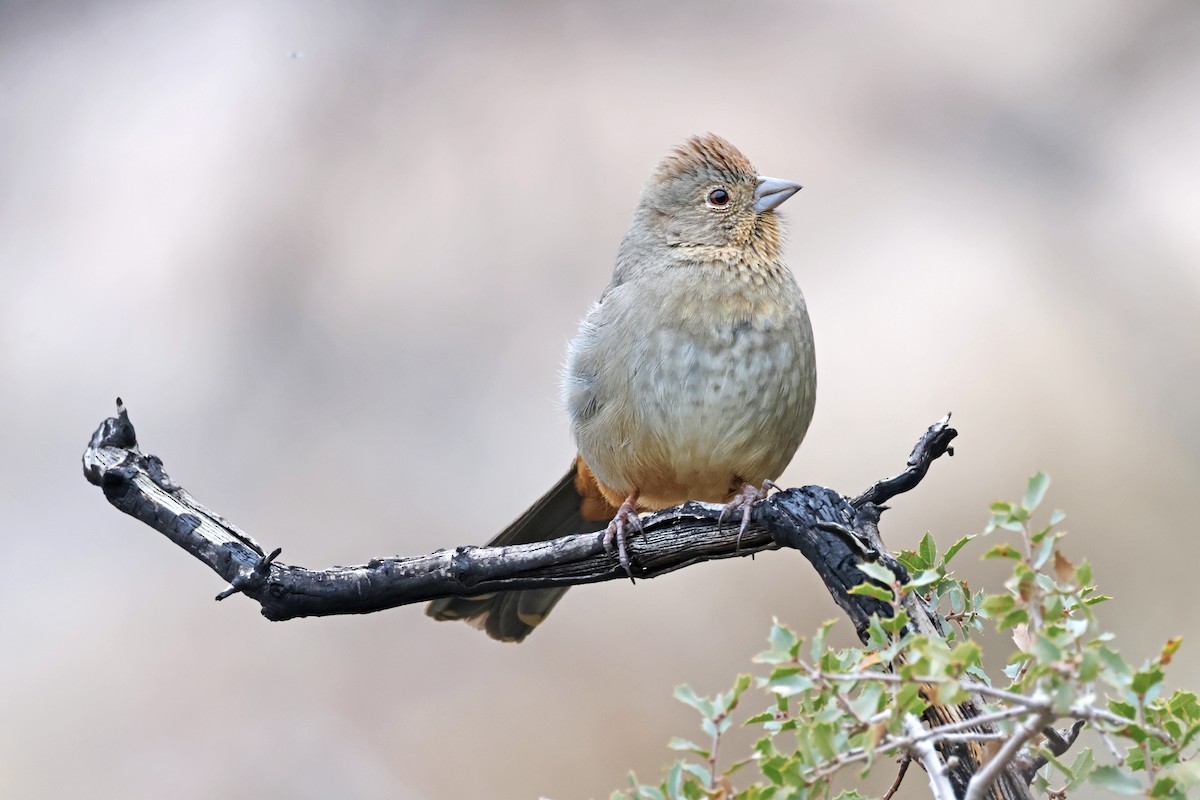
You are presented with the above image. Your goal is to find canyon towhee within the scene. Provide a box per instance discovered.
[427,134,816,641]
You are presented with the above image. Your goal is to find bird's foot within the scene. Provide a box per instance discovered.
[721,480,777,552]
[603,492,643,581]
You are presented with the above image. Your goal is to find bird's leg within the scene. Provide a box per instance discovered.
[721,479,778,552]
[603,491,642,580]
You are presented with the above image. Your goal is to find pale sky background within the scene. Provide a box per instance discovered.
[2,1,1199,798]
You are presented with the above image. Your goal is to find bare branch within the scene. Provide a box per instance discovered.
[904,714,958,800]
[83,405,788,619]
[852,413,957,508]
[882,756,912,800]
[81,401,955,624]
[964,692,1053,800]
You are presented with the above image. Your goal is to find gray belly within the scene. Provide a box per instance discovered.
[568,314,816,507]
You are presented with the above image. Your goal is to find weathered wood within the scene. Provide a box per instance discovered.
[82,400,791,620]
[83,400,958,623]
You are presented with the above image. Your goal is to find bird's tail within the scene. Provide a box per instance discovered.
[426,459,614,642]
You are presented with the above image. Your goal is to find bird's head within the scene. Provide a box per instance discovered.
[637,133,801,259]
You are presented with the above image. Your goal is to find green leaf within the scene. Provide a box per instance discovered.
[723,755,754,777]
[856,561,898,584]
[1169,690,1200,721]
[1008,563,1036,600]
[667,738,709,757]
[722,673,753,713]
[847,682,885,720]
[1124,723,1150,744]
[1157,762,1200,798]
[766,669,815,697]
[878,632,912,664]
[1067,747,1096,791]
[756,620,800,664]
[997,608,1030,630]
[1133,668,1165,697]
[819,646,854,673]
[666,762,683,800]
[942,535,975,565]
[1181,721,1200,750]
[626,772,666,800]
[1033,532,1057,570]
[1031,634,1064,663]
[1150,776,1180,799]
[894,682,927,716]
[896,549,925,574]
[1037,749,1073,783]
[946,583,967,615]
[950,640,983,669]
[1091,765,1144,794]
[866,615,890,650]
[879,608,910,636]
[1108,700,1137,720]
[673,685,714,717]
[810,619,835,663]
[1022,472,1050,512]
[759,752,783,785]
[965,664,992,686]
[979,593,1015,617]
[902,569,940,592]
[849,582,894,602]
[679,762,711,788]
[918,532,938,569]
[1078,649,1102,682]
[1100,646,1134,683]
[1127,745,1146,772]
[982,544,1021,560]
[811,721,838,760]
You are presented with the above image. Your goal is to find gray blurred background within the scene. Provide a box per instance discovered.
[3,1,1199,797]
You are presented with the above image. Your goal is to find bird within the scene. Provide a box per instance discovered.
[427,133,816,642]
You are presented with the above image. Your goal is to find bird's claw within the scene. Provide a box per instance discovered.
[721,480,776,552]
[604,497,643,581]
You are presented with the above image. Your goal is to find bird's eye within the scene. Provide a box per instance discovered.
[706,188,730,208]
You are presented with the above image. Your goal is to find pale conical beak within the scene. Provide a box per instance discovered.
[753,176,803,213]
